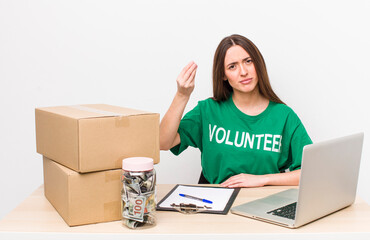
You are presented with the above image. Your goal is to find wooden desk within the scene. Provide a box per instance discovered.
[1,184,370,240]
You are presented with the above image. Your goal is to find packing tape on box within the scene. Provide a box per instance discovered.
[104,201,121,221]
[70,105,130,127]
[114,158,122,169]
[70,105,128,117]
[114,117,130,128]
[105,171,121,183]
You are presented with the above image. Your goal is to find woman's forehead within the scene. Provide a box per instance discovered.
[224,45,250,64]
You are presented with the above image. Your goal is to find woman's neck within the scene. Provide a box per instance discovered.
[232,90,269,116]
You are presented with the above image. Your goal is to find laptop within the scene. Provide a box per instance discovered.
[231,132,364,228]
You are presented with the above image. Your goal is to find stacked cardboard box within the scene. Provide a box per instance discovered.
[35,104,160,226]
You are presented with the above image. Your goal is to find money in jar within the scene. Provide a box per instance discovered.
[121,157,156,229]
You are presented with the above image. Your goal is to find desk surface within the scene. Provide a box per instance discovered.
[1,184,370,240]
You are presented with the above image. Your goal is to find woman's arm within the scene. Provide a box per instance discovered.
[160,62,197,150]
[220,169,301,188]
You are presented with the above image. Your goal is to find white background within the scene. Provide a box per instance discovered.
[0,0,369,219]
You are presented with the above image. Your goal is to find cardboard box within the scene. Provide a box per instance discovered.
[43,156,122,226]
[35,104,159,173]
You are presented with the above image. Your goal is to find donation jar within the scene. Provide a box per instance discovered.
[121,157,156,229]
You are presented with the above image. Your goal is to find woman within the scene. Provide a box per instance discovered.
[160,34,312,188]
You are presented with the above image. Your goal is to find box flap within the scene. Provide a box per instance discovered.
[68,168,121,226]
[36,109,80,171]
[43,157,122,226]
[43,157,72,225]
[78,113,160,172]
[36,104,153,119]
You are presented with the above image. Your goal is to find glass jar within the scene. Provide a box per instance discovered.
[121,157,156,229]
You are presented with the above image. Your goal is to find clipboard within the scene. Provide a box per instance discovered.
[156,184,240,214]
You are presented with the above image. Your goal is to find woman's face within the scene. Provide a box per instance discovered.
[223,45,258,96]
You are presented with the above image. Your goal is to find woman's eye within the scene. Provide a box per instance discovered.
[245,59,252,64]
[228,65,235,69]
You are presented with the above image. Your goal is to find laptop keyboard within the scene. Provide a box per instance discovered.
[267,202,297,220]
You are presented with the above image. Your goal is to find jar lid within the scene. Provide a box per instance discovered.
[122,157,154,171]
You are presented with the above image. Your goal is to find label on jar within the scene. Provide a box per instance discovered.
[127,195,146,222]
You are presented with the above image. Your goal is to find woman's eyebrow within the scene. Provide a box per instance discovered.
[226,61,237,67]
[226,57,252,66]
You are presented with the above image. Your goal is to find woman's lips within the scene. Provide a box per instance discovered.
[240,78,252,84]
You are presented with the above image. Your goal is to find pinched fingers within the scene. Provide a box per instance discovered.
[178,61,197,85]
[176,61,197,96]
[185,66,197,87]
[180,61,196,77]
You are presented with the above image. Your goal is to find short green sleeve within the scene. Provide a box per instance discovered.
[288,120,313,171]
[170,103,203,155]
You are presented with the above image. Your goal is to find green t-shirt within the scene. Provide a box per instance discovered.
[170,96,312,184]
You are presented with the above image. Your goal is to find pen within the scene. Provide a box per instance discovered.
[179,193,213,204]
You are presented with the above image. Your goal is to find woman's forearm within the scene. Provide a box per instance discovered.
[160,92,190,150]
[160,62,197,150]
[221,169,301,188]
[265,169,301,186]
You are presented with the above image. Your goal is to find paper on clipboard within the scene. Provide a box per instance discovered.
[157,185,240,214]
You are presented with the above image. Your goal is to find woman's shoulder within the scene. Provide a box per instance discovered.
[197,97,224,108]
[269,101,302,123]
[189,98,228,115]
[270,101,294,113]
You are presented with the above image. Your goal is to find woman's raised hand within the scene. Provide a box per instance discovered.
[176,61,197,97]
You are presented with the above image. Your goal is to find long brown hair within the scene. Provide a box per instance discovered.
[212,34,284,104]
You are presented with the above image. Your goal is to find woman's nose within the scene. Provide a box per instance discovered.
[240,64,248,76]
